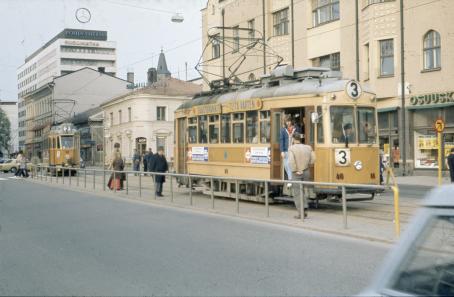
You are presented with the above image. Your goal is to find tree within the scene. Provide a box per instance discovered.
[0,107,11,155]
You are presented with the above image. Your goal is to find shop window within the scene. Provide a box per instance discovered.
[445,107,454,124]
[232,112,245,143]
[413,109,439,128]
[316,106,324,143]
[358,107,377,144]
[209,115,220,144]
[246,111,258,143]
[414,130,438,168]
[378,112,388,129]
[380,39,394,76]
[330,106,356,144]
[198,115,208,143]
[273,8,289,36]
[312,0,339,27]
[188,117,197,144]
[260,111,271,143]
[423,30,441,70]
[221,114,231,143]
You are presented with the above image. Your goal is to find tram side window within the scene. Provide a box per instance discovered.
[357,107,377,144]
[198,115,208,144]
[188,117,197,144]
[330,106,356,144]
[232,112,245,143]
[246,111,258,143]
[57,137,61,149]
[221,114,231,143]
[209,115,220,144]
[316,106,324,144]
[260,111,271,143]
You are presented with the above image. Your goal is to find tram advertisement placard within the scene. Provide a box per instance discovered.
[246,147,270,164]
[191,147,208,162]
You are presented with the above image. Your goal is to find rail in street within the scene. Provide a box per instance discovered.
[26,165,419,243]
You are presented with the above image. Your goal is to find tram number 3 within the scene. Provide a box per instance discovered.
[335,149,351,166]
[346,80,362,100]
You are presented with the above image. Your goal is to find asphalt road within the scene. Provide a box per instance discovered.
[0,177,389,296]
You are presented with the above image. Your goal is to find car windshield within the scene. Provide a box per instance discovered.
[389,215,454,296]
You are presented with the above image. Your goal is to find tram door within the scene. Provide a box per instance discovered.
[177,118,187,174]
[304,106,315,180]
[270,110,283,179]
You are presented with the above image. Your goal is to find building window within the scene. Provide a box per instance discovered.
[423,30,441,70]
[273,8,289,36]
[247,19,255,43]
[379,39,394,76]
[233,26,240,52]
[156,136,166,153]
[364,43,370,80]
[118,110,122,124]
[212,34,221,59]
[157,106,166,121]
[128,107,132,122]
[312,52,340,71]
[110,112,113,126]
[312,0,339,27]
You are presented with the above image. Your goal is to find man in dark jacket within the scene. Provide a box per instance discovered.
[146,148,154,174]
[151,148,168,197]
[448,148,454,183]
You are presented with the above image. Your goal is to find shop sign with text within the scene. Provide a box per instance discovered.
[410,92,454,106]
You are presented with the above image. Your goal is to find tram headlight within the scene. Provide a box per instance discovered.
[354,160,363,171]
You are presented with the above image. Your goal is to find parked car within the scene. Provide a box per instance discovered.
[0,159,31,173]
[361,185,454,297]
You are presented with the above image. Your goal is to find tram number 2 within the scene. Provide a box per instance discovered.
[335,149,351,166]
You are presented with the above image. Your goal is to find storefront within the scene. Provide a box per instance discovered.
[378,107,400,169]
[409,91,454,171]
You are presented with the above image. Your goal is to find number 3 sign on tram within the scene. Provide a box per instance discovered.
[346,80,362,100]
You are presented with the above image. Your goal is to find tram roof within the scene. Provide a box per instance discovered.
[177,76,373,111]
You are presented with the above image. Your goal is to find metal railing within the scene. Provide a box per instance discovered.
[29,165,400,237]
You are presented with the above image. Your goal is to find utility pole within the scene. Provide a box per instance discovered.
[262,0,266,75]
[400,0,407,175]
[355,0,360,81]
[291,0,295,68]
[222,9,226,80]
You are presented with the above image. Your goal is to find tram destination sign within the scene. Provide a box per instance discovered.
[410,91,454,106]
[223,98,262,113]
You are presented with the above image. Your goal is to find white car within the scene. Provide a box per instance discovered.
[362,185,454,296]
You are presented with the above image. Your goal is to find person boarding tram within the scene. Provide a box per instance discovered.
[279,117,296,183]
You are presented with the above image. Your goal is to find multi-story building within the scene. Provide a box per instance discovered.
[23,67,129,161]
[201,0,454,175]
[17,28,117,150]
[0,100,18,156]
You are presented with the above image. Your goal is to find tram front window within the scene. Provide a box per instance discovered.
[358,107,377,144]
[331,106,356,144]
[61,136,74,149]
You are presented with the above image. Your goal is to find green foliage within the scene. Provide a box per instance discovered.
[0,108,11,153]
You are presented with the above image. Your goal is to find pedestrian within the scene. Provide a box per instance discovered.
[447,148,454,183]
[15,151,29,178]
[132,149,141,176]
[143,151,148,173]
[108,143,125,190]
[279,116,295,184]
[379,150,385,185]
[146,148,154,175]
[340,123,353,145]
[288,132,315,219]
[151,147,168,197]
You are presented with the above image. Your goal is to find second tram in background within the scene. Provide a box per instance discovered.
[174,66,380,203]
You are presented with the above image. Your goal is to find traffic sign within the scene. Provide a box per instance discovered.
[435,119,445,133]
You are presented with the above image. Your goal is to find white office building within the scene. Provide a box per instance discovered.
[17,28,117,150]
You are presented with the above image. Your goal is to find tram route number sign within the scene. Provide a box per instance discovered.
[335,149,351,167]
[434,119,445,133]
[346,80,362,100]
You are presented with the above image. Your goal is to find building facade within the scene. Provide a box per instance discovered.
[101,77,201,166]
[23,68,129,161]
[201,0,454,175]
[0,100,18,156]
[17,28,117,150]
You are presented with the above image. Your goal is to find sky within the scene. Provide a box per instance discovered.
[0,0,207,101]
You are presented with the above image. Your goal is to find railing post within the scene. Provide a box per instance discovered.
[299,183,304,221]
[342,186,347,229]
[210,177,214,209]
[154,173,157,200]
[76,168,79,187]
[170,174,174,203]
[265,181,269,217]
[40,166,43,181]
[103,168,106,191]
[50,168,53,184]
[126,171,129,195]
[188,175,193,206]
[62,168,65,185]
[69,169,72,186]
[45,166,48,182]
[392,186,401,238]
[84,168,87,188]
[93,169,96,190]
[139,172,142,198]
[235,180,240,215]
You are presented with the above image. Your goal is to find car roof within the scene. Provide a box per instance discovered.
[423,185,454,208]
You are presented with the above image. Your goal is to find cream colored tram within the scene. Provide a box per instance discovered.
[175,67,379,202]
[47,123,81,176]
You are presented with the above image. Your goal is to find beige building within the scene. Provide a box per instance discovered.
[101,78,202,165]
[201,0,454,175]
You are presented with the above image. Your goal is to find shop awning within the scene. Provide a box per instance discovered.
[407,102,454,110]
[378,107,399,113]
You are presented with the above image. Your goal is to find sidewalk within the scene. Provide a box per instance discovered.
[25,171,422,244]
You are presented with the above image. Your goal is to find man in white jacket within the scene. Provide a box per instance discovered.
[288,132,315,219]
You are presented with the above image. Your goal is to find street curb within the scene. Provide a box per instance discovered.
[24,178,397,246]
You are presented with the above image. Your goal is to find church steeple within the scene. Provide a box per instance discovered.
[157,49,171,80]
